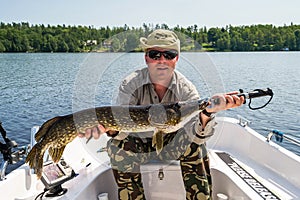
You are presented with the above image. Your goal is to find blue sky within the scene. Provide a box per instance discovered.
[1,0,299,28]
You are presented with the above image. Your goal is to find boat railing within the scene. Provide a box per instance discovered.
[237,115,252,127]
[267,129,300,147]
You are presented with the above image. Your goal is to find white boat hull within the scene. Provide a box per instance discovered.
[1,117,299,200]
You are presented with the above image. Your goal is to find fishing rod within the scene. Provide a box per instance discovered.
[210,88,274,110]
[236,88,273,110]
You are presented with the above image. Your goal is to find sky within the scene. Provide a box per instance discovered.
[1,0,300,29]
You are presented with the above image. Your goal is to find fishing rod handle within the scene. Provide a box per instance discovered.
[237,88,273,99]
[209,88,274,109]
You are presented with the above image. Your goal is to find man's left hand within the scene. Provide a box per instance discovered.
[206,91,245,113]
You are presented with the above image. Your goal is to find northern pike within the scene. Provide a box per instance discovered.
[25,99,209,179]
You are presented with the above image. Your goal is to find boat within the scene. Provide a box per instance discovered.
[1,91,300,200]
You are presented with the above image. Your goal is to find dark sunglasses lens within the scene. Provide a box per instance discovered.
[148,50,161,60]
[147,50,177,60]
[163,51,177,60]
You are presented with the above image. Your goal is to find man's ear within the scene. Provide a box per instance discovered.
[175,55,179,62]
[145,54,150,64]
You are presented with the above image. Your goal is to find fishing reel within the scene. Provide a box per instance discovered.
[0,121,29,180]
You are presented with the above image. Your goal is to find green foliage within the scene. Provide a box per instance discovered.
[0,41,5,52]
[124,33,139,52]
[0,22,300,52]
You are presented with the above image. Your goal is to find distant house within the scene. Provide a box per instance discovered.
[103,40,112,48]
[84,40,97,46]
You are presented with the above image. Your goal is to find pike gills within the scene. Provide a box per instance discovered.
[25,99,208,178]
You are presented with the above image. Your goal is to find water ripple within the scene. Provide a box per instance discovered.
[0,52,299,173]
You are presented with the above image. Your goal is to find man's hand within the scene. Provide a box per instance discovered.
[78,124,118,140]
[206,91,245,113]
[200,91,245,127]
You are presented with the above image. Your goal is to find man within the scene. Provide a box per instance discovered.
[80,29,244,199]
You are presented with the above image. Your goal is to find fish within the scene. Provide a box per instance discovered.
[25,99,209,179]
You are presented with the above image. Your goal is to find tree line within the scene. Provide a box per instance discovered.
[0,22,300,52]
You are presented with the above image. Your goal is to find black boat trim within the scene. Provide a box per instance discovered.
[216,152,281,200]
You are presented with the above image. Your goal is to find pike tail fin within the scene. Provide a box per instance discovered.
[25,145,45,179]
[26,116,63,179]
[49,146,66,163]
[35,116,62,142]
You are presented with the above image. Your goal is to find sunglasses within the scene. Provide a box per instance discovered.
[146,50,178,60]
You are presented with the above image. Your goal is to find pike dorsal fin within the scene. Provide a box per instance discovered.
[35,116,62,142]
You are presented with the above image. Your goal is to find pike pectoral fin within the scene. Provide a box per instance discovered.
[49,146,66,163]
[152,131,164,155]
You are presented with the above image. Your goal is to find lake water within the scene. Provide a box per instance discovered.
[0,52,299,172]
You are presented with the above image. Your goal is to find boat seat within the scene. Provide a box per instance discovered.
[141,159,184,200]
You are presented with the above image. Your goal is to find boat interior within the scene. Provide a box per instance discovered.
[1,117,300,200]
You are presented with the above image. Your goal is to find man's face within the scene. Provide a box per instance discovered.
[145,48,179,85]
